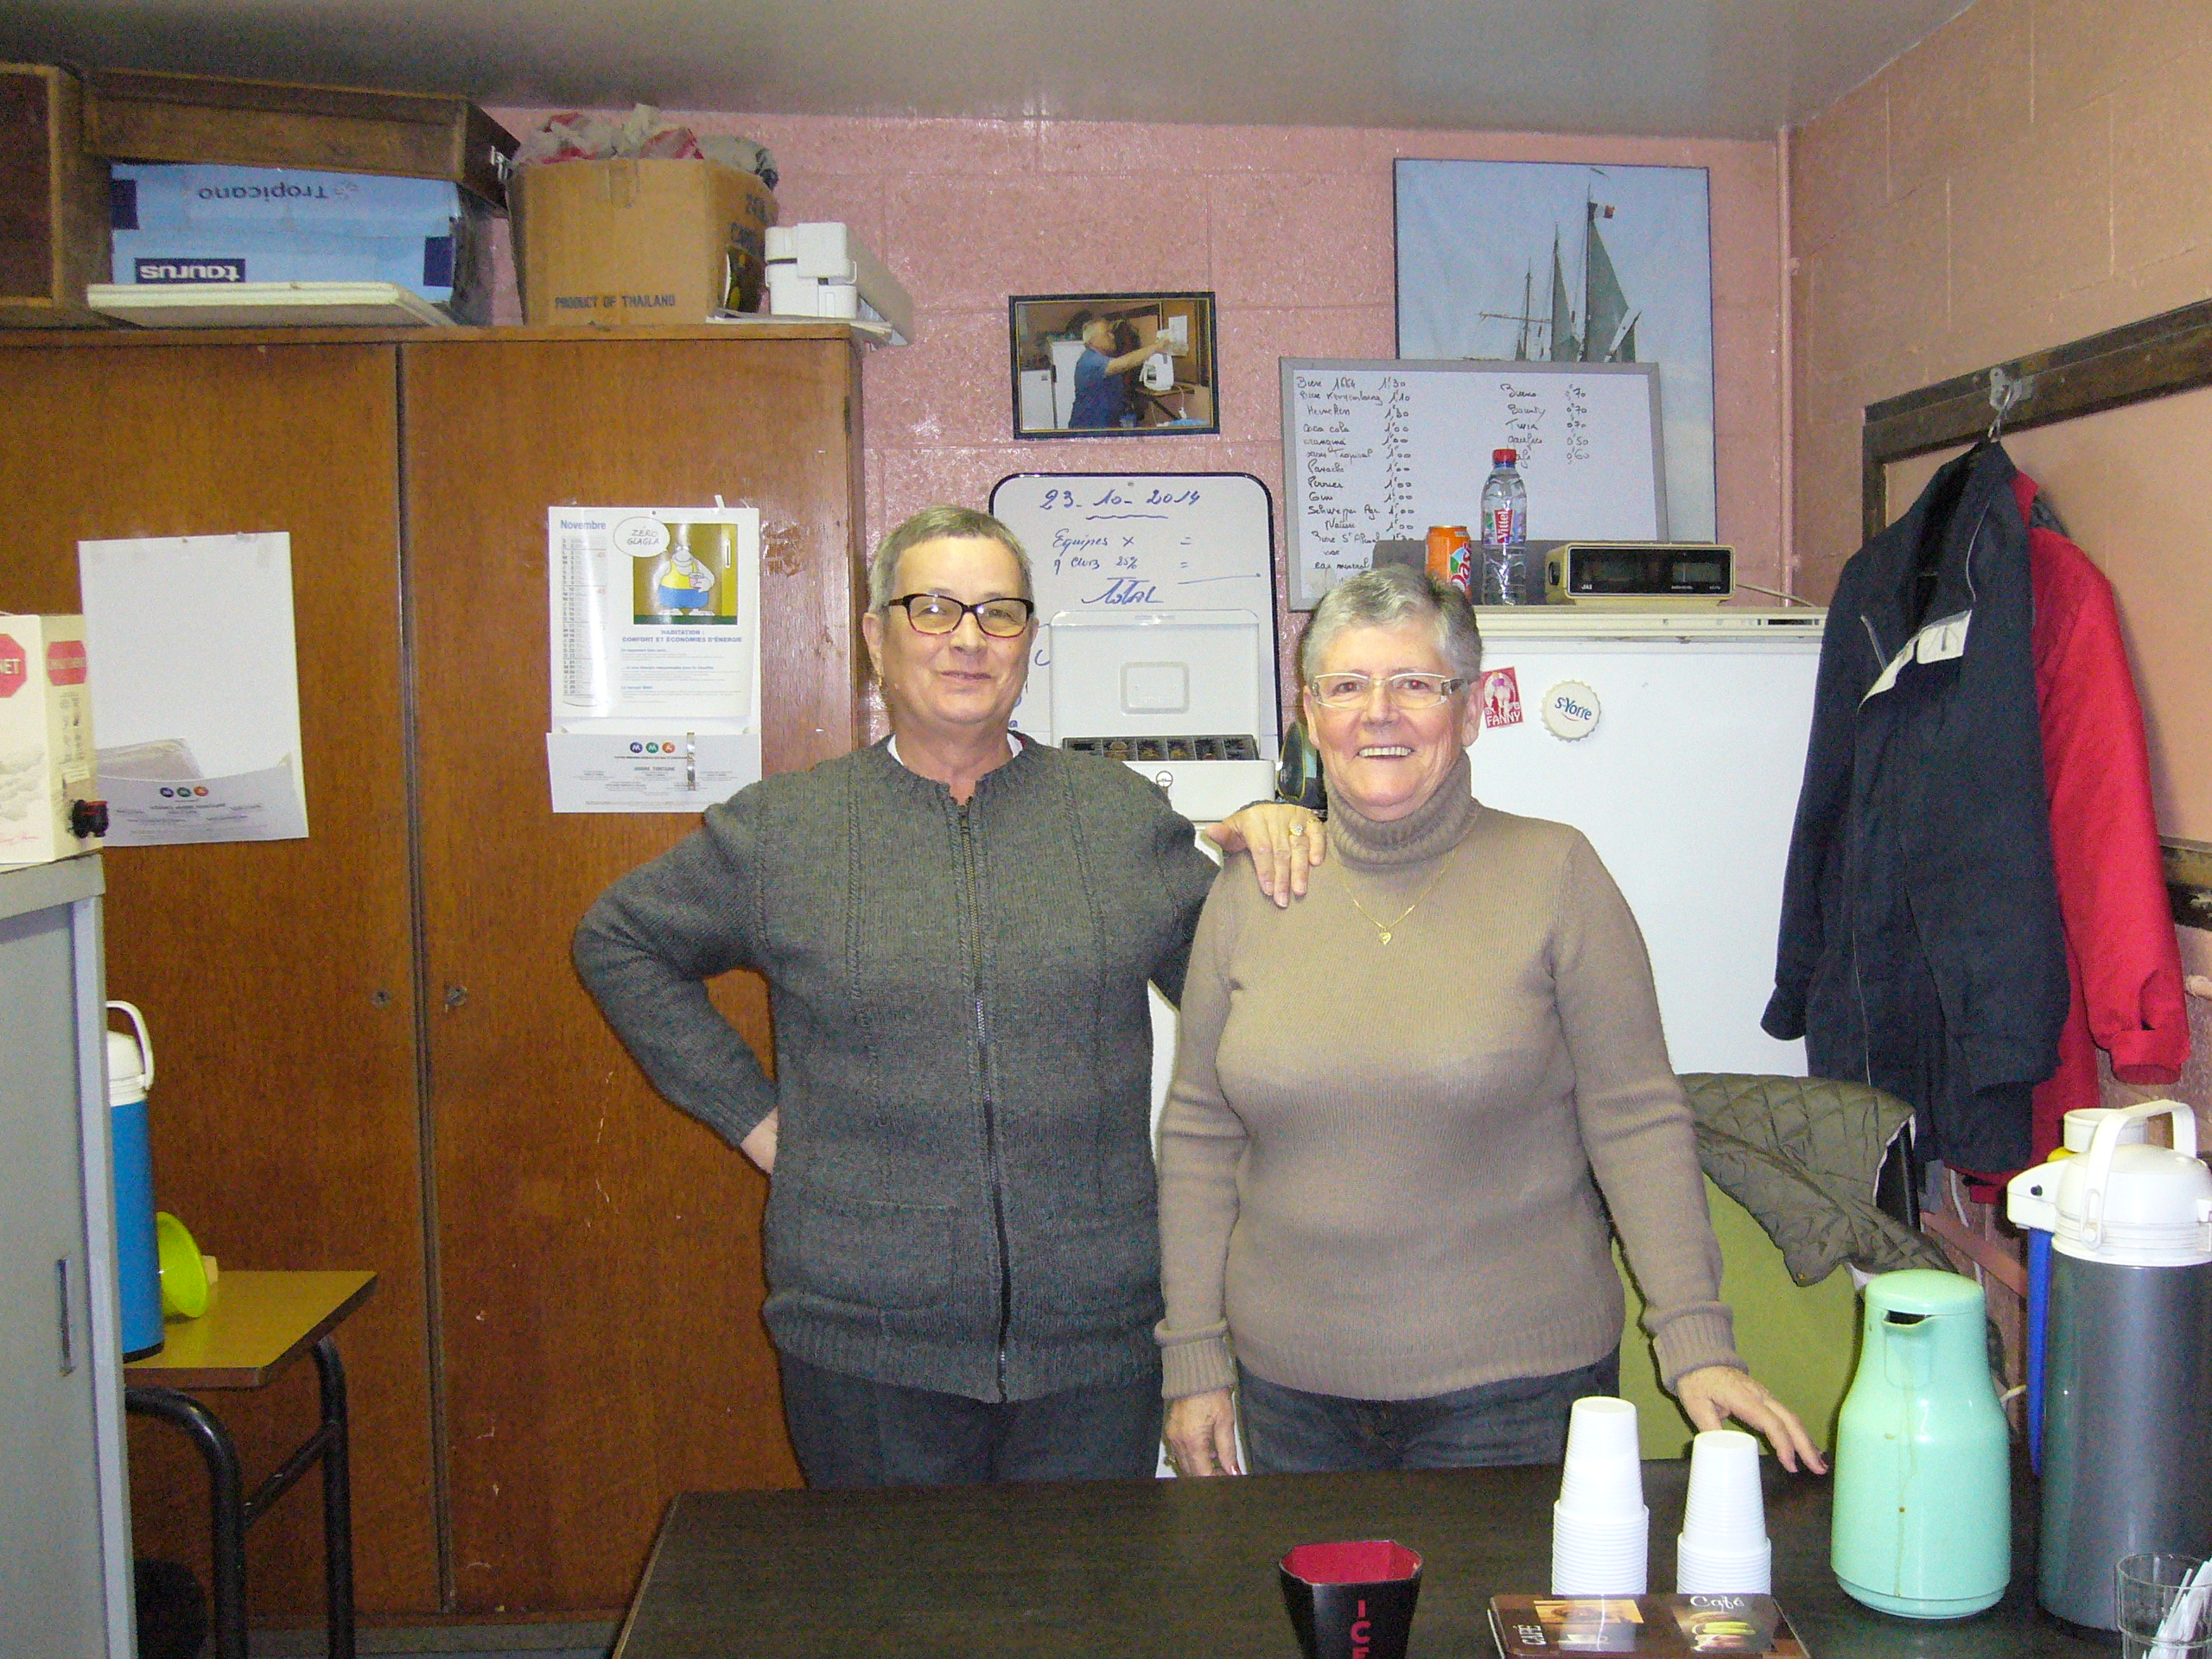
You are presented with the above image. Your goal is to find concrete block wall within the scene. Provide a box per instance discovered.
[1787,0,2212,593]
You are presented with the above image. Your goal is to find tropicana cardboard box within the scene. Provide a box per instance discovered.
[512,156,776,326]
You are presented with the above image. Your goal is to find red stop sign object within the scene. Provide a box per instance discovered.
[0,633,25,698]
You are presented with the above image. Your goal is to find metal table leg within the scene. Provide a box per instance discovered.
[311,1336,356,1659]
[124,1337,356,1659]
[126,1386,248,1659]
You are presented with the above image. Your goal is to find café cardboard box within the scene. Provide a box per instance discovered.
[512,157,776,326]
[0,614,103,867]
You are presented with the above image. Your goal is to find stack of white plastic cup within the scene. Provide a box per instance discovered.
[1552,1396,1649,1594]
[1675,1428,1773,1593]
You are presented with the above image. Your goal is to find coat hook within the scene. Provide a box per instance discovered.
[1987,365,2032,441]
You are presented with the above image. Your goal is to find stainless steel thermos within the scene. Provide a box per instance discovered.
[2008,1101,2212,1630]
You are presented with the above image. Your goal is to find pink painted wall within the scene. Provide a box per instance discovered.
[487,108,1787,660]
[1788,0,2212,1132]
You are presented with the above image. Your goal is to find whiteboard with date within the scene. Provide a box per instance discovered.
[1281,359,1666,607]
[988,472,1281,751]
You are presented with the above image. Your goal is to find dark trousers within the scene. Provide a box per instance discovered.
[1239,1349,1622,1474]
[779,1352,1164,1489]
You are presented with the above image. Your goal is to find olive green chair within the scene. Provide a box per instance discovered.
[1615,1175,1865,1459]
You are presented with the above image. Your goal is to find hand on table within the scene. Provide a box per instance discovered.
[1164,1389,1243,1477]
[1206,804,1325,908]
[1673,1363,1827,1474]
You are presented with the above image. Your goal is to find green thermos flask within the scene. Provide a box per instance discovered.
[1831,1269,2011,1618]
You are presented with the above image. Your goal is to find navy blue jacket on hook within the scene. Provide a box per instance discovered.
[1763,441,2067,1177]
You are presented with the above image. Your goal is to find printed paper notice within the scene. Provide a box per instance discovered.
[78,532,310,846]
[544,733,763,813]
[547,505,763,811]
[550,506,761,728]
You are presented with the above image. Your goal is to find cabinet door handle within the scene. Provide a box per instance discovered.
[56,1257,75,1375]
[442,984,469,1012]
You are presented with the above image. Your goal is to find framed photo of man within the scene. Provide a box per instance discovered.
[1009,292,1219,438]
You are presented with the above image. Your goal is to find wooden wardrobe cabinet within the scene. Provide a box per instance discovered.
[0,325,870,1619]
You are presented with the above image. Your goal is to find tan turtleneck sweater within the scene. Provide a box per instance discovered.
[1156,752,1741,1402]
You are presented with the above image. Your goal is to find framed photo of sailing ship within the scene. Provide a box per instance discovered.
[1393,160,1716,541]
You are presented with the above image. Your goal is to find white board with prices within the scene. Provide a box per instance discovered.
[1281,359,1666,607]
[988,472,1281,754]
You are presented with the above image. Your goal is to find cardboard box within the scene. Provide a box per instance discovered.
[84,68,516,211]
[0,63,113,327]
[109,162,493,320]
[513,158,776,327]
[0,615,103,866]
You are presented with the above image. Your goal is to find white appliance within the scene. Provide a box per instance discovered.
[1017,369,1056,433]
[762,222,913,343]
[1466,609,1822,1073]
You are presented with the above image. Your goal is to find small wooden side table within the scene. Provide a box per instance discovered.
[125,1269,376,1659]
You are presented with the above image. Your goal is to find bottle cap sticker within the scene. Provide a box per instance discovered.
[1541,681,1599,741]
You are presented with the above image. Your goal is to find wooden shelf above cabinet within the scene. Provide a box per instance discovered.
[0,320,881,350]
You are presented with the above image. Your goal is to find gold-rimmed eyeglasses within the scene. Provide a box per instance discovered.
[1305,671,1467,709]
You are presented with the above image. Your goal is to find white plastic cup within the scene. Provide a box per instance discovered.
[1552,1502,1650,1595]
[1564,1396,1643,1462]
[1558,1458,1644,1514]
[1558,1396,1644,1514]
[1675,1535,1773,1595]
[1681,1429,1766,1547]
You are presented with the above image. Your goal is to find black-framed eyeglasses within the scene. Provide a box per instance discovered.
[886,593,1035,638]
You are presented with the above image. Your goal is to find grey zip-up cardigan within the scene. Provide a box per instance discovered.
[574,738,1217,1402]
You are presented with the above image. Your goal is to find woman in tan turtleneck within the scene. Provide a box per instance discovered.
[1156,565,1825,1478]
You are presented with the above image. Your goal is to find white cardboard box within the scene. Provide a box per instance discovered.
[0,614,103,865]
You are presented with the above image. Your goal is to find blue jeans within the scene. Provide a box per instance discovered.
[779,1352,1163,1488]
[1238,1349,1622,1473]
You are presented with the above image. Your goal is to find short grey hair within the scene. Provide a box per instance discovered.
[1297,565,1484,685]
[868,505,1034,612]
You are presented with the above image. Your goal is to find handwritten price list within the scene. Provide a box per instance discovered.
[1280,359,1663,607]
[1292,371,1416,589]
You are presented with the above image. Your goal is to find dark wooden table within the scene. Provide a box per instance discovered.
[613,1459,2114,1656]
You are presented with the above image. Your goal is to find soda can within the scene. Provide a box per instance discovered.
[1426,525,1472,595]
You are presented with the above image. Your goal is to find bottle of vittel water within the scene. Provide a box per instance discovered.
[1478,448,1529,605]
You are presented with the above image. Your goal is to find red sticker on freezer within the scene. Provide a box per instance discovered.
[1481,666,1522,728]
[0,635,24,697]
[46,640,87,685]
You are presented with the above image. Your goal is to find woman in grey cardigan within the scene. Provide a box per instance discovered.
[575,505,1318,1488]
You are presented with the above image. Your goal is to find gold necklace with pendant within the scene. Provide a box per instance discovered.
[1344,861,1453,944]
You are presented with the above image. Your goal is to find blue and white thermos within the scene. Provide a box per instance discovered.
[106,1001,163,1359]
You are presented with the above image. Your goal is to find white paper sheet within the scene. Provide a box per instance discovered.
[546,505,764,811]
[102,759,309,843]
[77,532,309,846]
[544,733,764,813]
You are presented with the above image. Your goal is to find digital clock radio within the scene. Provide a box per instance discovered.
[1546,542,1735,608]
